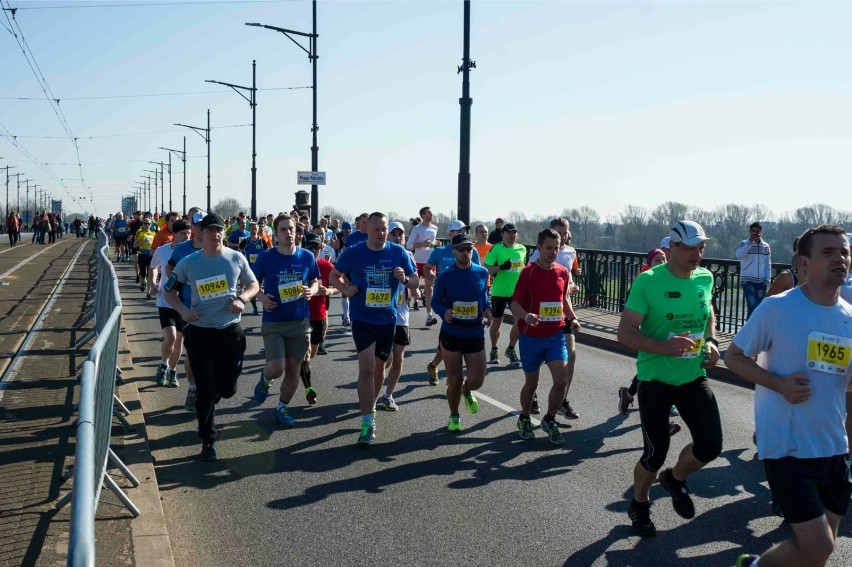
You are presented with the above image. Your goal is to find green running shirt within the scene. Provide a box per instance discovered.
[484,242,528,297]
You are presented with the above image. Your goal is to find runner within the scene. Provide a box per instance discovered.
[484,222,527,366]
[152,211,179,250]
[335,221,353,326]
[112,212,129,261]
[529,218,582,418]
[511,228,580,444]
[226,218,249,250]
[134,220,157,296]
[431,233,491,431]
[303,230,337,368]
[239,221,270,315]
[164,213,258,461]
[148,219,192,387]
[251,214,318,426]
[423,220,481,385]
[726,224,851,567]
[406,206,439,324]
[345,213,369,248]
[376,221,418,411]
[616,220,722,537]
[330,212,418,445]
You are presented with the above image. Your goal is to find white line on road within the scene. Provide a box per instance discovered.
[0,240,64,279]
[474,390,541,427]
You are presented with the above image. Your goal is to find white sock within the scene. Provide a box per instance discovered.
[277,400,287,410]
[188,384,196,391]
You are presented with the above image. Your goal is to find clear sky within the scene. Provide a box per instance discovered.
[1,0,850,221]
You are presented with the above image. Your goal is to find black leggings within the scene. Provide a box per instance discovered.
[183,324,246,443]
[637,376,722,472]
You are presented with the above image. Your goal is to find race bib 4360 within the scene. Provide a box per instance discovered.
[453,301,478,320]
[196,274,229,301]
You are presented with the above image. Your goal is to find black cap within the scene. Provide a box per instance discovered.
[238,211,246,216]
[302,232,322,247]
[502,223,518,232]
[451,234,474,247]
[199,213,225,230]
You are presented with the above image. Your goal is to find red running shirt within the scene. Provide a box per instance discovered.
[512,261,570,337]
[309,258,334,321]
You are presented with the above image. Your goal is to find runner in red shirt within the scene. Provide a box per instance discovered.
[302,232,338,404]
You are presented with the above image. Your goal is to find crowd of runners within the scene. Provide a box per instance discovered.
[106,204,852,567]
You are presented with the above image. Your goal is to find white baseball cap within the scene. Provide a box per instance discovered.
[447,220,470,233]
[668,221,713,247]
[659,236,670,249]
[388,221,405,233]
[191,210,208,225]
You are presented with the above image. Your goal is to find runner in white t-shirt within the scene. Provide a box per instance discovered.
[406,206,439,322]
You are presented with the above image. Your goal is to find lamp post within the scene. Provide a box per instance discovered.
[148,161,165,213]
[159,137,187,214]
[146,166,161,213]
[175,110,210,211]
[206,60,257,219]
[246,3,319,225]
[457,0,475,225]
[143,170,159,214]
[1,164,14,218]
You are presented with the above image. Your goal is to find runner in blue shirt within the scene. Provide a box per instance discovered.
[330,212,418,445]
[240,221,270,315]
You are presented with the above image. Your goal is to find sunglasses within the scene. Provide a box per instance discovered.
[454,246,474,253]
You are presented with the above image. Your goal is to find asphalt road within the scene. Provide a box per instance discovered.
[119,262,852,567]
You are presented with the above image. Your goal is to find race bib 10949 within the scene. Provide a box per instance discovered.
[196,274,228,301]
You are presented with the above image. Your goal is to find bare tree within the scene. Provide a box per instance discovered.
[212,197,246,219]
[565,206,601,248]
[617,205,657,252]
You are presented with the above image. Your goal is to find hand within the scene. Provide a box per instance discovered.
[301,285,313,300]
[316,285,328,296]
[664,332,696,357]
[181,308,201,323]
[570,318,581,333]
[227,297,246,313]
[482,311,493,327]
[394,267,406,283]
[149,284,159,296]
[524,313,540,327]
[410,287,421,300]
[778,373,811,405]
[259,293,278,311]
[443,310,454,323]
[342,284,359,298]
[568,283,580,295]
[702,343,720,368]
[500,259,513,271]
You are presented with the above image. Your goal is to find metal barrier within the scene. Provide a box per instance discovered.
[58,232,140,567]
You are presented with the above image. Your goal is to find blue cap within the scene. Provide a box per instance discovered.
[341,221,352,230]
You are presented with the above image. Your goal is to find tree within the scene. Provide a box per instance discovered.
[565,206,601,248]
[616,205,657,252]
[212,197,247,219]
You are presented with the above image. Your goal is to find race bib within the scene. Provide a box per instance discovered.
[278,281,304,304]
[196,274,229,301]
[115,227,126,234]
[365,287,392,308]
[510,260,524,272]
[539,301,563,322]
[807,332,851,375]
[396,290,405,307]
[453,301,478,320]
[667,331,704,359]
[249,254,258,264]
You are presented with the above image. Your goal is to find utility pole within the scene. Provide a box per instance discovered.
[205,60,257,219]
[159,139,186,214]
[246,3,319,225]
[1,165,15,218]
[175,112,211,211]
[457,0,475,225]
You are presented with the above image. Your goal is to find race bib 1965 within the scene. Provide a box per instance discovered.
[196,274,229,301]
[278,281,303,304]
[453,301,478,320]
[365,287,392,308]
[539,301,562,322]
[807,332,851,375]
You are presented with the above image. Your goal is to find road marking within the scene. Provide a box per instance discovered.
[474,390,541,426]
[0,242,30,255]
[0,240,64,279]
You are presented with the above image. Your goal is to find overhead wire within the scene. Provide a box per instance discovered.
[0,86,311,101]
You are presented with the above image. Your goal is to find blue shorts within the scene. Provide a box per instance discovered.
[518,332,567,373]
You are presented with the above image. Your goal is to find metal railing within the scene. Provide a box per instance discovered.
[57,231,140,567]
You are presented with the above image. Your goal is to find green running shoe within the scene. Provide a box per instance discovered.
[357,421,376,445]
[447,415,461,432]
[462,390,479,414]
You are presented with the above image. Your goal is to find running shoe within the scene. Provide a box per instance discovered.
[155,364,167,386]
[426,362,439,385]
[425,314,438,326]
[305,386,317,405]
[669,405,679,417]
[541,418,564,445]
[658,468,695,519]
[342,318,351,327]
[275,406,296,427]
[447,415,461,432]
[200,442,217,462]
[377,395,399,411]
[139,278,146,292]
[184,388,197,412]
[668,422,681,436]
[618,387,634,415]
[558,400,579,420]
[505,347,520,367]
[530,395,541,415]
[166,369,179,388]
[253,373,271,403]
[771,499,784,518]
[735,554,759,567]
[488,347,500,364]
[462,390,479,414]
[517,416,535,440]
[317,344,328,355]
[412,302,420,311]
[627,499,656,537]
[135,274,140,283]
[357,421,375,445]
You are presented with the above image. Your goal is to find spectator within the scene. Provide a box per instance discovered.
[736,222,772,319]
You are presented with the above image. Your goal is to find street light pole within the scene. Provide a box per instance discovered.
[175,111,211,211]
[457,0,475,225]
[1,165,15,218]
[246,4,319,225]
[206,59,258,219]
[158,141,186,215]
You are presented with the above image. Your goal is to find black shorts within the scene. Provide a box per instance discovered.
[113,236,127,245]
[310,318,327,345]
[439,331,485,354]
[764,455,852,524]
[138,253,152,269]
[158,307,186,332]
[351,321,395,361]
[637,376,723,472]
[393,325,410,346]
[491,295,512,318]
